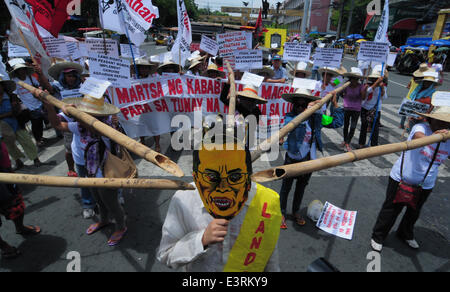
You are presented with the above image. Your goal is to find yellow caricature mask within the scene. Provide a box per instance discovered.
[193,141,252,220]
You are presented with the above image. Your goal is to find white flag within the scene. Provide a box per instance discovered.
[374,0,389,43]
[99,0,159,46]
[5,0,51,78]
[171,0,192,67]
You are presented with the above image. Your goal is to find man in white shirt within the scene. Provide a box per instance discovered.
[157,135,281,272]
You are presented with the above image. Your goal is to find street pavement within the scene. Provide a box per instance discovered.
[0,51,448,272]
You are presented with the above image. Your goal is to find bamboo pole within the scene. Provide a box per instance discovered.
[225,61,237,129]
[0,173,194,190]
[251,81,351,162]
[252,132,450,183]
[17,82,184,177]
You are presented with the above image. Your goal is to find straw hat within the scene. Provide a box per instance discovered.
[417,106,450,123]
[421,69,439,83]
[253,66,275,78]
[134,57,157,68]
[0,74,16,93]
[368,64,389,79]
[344,67,364,79]
[157,61,182,74]
[188,56,206,71]
[289,62,312,77]
[413,63,429,78]
[281,88,321,104]
[205,64,225,77]
[237,84,267,104]
[63,94,120,117]
[318,66,342,77]
[8,58,34,77]
[48,61,83,80]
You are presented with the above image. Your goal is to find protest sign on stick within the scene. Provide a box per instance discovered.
[234,49,263,71]
[313,48,343,68]
[88,53,131,88]
[86,38,119,58]
[357,41,389,64]
[283,43,311,62]
[398,98,431,118]
[200,35,219,56]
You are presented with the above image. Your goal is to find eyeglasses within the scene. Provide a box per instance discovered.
[197,171,249,186]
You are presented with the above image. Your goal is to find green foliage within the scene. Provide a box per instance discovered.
[266,22,288,29]
[331,0,374,35]
[152,0,199,27]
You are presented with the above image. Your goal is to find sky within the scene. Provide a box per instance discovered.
[194,0,282,11]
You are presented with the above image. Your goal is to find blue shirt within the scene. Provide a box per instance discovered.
[0,94,18,133]
[272,66,287,81]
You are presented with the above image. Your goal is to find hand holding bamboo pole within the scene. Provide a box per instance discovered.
[252,131,450,183]
[251,81,351,162]
[18,81,184,177]
[0,173,195,190]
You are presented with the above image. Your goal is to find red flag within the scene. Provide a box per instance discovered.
[255,8,263,37]
[25,0,76,37]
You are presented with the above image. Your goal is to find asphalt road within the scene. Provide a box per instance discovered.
[0,48,448,272]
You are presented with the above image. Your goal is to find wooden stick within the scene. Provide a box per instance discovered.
[251,81,351,162]
[17,81,184,177]
[0,173,194,190]
[225,61,237,129]
[252,132,450,183]
[18,28,37,65]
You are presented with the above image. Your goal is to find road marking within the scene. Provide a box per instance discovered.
[389,80,407,88]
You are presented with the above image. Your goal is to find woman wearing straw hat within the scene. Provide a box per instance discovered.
[405,67,440,134]
[0,74,41,170]
[371,105,450,252]
[399,64,426,129]
[157,60,183,75]
[340,67,367,152]
[204,63,225,80]
[313,66,346,114]
[38,93,128,246]
[187,56,207,76]
[289,62,312,79]
[9,59,49,147]
[358,65,387,148]
[278,88,339,228]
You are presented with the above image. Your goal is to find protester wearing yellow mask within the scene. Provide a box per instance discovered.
[157,135,282,272]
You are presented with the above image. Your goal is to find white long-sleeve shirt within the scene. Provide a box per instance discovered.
[157,182,281,272]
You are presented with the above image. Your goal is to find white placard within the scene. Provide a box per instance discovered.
[432,91,450,107]
[316,202,357,241]
[217,31,252,70]
[60,89,82,100]
[387,53,398,67]
[120,44,145,59]
[79,77,112,99]
[85,38,119,58]
[43,36,69,58]
[8,58,25,67]
[357,41,389,63]
[79,43,88,57]
[313,48,343,68]
[292,78,318,90]
[398,98,432,118]
[88,53,131,88]
[234,49,263,70]
[241,72,264,88]
[66,42,82,60]
[8,42,30,57]
[283,43,311,62]
[200,35,219,56]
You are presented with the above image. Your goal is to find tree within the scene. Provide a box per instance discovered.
[152,0,199,27]
[331,0,373,37]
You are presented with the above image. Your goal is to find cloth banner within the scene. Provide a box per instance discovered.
[171,0,192,66]
[111,75,296,140]
[99,0,159,46]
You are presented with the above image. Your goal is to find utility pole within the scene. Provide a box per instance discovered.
[345,0,355,36]
[336,0,346,39]
[300,0,310,42]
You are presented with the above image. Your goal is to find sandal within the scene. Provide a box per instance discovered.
[294,215,306,226]
[86,222,110,236]
[67,171,78,177]
[280,216,288,229]
[1,247,21,259]
[108,228,128,246]
[17,225,41,236]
